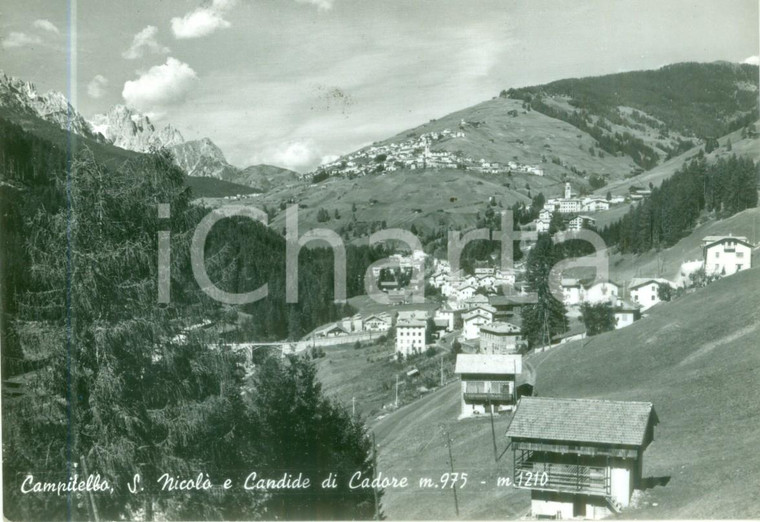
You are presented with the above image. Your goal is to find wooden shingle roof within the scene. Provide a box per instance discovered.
[506,397,657,447]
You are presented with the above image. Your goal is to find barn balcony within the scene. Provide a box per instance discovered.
[513,450,611,496]
[463,380,514,403]
[463,391,514,402]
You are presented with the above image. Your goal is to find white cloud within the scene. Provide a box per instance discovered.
[2,31,42,49]
[122,26,170,60]
[170,0,237,39]
[3,20,62,49]
[87,75,109,99]
[33,19,60,34]
[256,140,324,172]
[122,58,198,114]
[742,55,760,66]
[295,0,334,10]
[32,19,60,35]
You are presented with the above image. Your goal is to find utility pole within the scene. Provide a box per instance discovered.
[352,396,356,417]
[443,430,460,517]
[372,432,380,521]
[440,357,444,386]
[395,374,399,408]
[488,396,498,461]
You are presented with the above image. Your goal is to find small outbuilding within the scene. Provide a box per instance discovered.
[506,397,659,519]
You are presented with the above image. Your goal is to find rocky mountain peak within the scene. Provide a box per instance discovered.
[89,105,184,152]
[0,72,97,139]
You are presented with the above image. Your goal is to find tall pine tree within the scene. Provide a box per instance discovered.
[521,234,569,347]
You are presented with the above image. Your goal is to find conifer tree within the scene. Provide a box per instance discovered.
[5,149,262,520]
[521,234,568,347]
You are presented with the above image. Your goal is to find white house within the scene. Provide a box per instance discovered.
[434,305,463,332]
[476,274,496,289]
[583,280,620,304]
[568,215,596,231]
[559,199,582,214]
[561,278,583,306]
[536,209,552,233]
[702,235,753,276]
[613,300,641,329]
[581,198,610,212]
[455,283,477,301]
[628,278,673,311]
[464,294,490,310]
[462,306,495,340]
[363,313,392,332]
[395,311,427,356]
[493,270,516,288]
[543,199,560,213]
[454,353,522,418]
[479,322,522,354]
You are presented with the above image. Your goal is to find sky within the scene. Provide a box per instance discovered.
[2,0,758,172]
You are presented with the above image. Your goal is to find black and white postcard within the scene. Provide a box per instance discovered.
[1,1,759,520]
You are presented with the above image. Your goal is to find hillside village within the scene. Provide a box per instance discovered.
[2,58,759,522]
[314,121,545,179]
[299,216,756,360]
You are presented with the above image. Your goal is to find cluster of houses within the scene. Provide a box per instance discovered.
[449,298,528,418]
[547,182,624,213]
[315,129,465,177]
[557,233,754,333]
[428,260,517,301]
[439,292,532,418]
[536,183,625,233]
[307,230,753,354]
[559,276,671,329]
[393,290,531,359]
[304,311,392,341]
[312,123,544,179]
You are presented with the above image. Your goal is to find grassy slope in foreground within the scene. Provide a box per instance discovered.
[372,267,760,519]
[533,266,760,519]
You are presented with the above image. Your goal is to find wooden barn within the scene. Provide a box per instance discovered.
[506,397,658,519]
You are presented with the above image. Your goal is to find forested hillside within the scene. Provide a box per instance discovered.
[506,62,758,169]
[0,117,392,343]
[508,62,758,139]
[600,154,758,253]
[1,118,384,519]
